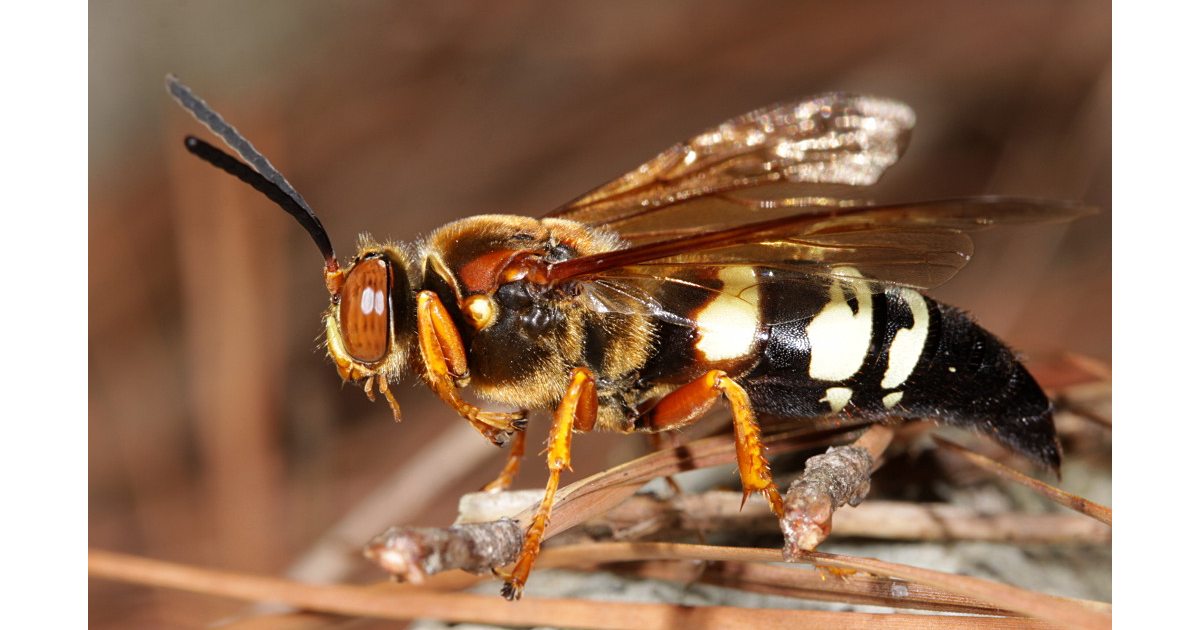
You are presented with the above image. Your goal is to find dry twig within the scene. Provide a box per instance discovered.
[364,424,864,579]
[362,540,1111,627]
[933,436,1112,525]
[531,543,1111,626]
[617,560,1010,616]
[365,521,525,583]
[90,548,1068,629]
[781,425,894,555]
[589,492,1110,545]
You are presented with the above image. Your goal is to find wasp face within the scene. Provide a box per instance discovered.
[325,244,416,384]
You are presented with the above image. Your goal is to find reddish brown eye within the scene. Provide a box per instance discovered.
[339,257,391,363]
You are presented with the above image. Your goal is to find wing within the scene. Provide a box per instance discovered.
[542,197,1091,290]
[569,197,1089,328]
[538,95,1089,324]
[545,93,917,238]
[579,264,899,329]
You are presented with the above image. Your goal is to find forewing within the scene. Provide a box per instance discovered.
[580,264,896,329]
[547,197,1090,290]
[576,196,1085,329]
[546,94,916,233]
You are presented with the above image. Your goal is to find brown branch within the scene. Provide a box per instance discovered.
[821,500,1110,544]
[219,611,340,629]
[364,521,525,582]
[89,548,1059,630]
[521,542,1111,629]
[533,423,866,539]
[406,539,1110,623]
[792,547,1111,630]
[932,436,1113,525]
[363,423,865,579]
[590,492,1111,545]
[782,425,894,555]
[617,560,1011,616]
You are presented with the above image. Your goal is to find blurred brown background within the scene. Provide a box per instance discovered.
[89,1,1109,626]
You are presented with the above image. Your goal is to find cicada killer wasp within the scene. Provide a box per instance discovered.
[167,75,1088,599]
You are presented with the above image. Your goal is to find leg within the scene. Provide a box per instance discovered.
[377,374,403,422]
[501,367,597,600]
[637,370,784,518]
[481,429,527,492]
[416,290,526,444]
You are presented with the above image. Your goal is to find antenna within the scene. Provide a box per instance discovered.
[165,74,338,274]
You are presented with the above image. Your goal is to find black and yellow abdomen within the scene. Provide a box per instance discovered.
[636,266,1061,470]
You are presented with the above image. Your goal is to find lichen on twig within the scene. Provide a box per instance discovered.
[782,424,894,556]
[364,521,525,582]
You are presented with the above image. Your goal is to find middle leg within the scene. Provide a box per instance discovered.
[636,370,784,518]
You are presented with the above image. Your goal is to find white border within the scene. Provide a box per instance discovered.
[1,2,88,625]
[1114,1,1200,624]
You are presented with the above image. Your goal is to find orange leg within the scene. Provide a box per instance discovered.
[639,370,784,518]
[377,374,403,422]
[500,367,597,600]
[481,429,527,492]
[362,375,378,402]
[416,290,526,444]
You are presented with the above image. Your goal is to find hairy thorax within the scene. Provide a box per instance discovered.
[417,215,654,430]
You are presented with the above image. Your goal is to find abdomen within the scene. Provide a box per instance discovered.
[638,267,1061,470]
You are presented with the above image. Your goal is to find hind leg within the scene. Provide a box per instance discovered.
[636,370,784,517]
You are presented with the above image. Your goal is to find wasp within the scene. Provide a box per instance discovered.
[167,75,1085,599]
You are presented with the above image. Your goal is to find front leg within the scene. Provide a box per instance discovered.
[500,367,597,600]
[636,370,784,518]
[415,290,526,444]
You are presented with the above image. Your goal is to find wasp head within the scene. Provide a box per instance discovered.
[168,76,416,419]
[324,241,418,385]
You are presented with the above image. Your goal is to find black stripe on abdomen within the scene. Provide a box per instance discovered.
[742,278,905,418]
[742,286,1059,470]
[891,302,1059,469]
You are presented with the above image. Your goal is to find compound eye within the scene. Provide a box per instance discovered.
[338,257,391,363]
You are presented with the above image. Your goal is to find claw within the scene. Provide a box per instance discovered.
[764,487,785,518]
[738,487,785,517]
[501,580,523,601]
[494,567,523,600]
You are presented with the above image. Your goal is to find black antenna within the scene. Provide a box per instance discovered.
[181,136,337,265]
[165,74,338,272]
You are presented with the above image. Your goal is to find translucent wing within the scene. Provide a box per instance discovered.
[543,197,1090,290]
[538,95,1089,325]
[575,198,1086,329]
[580,264,899,328]
[545,93,916,237]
